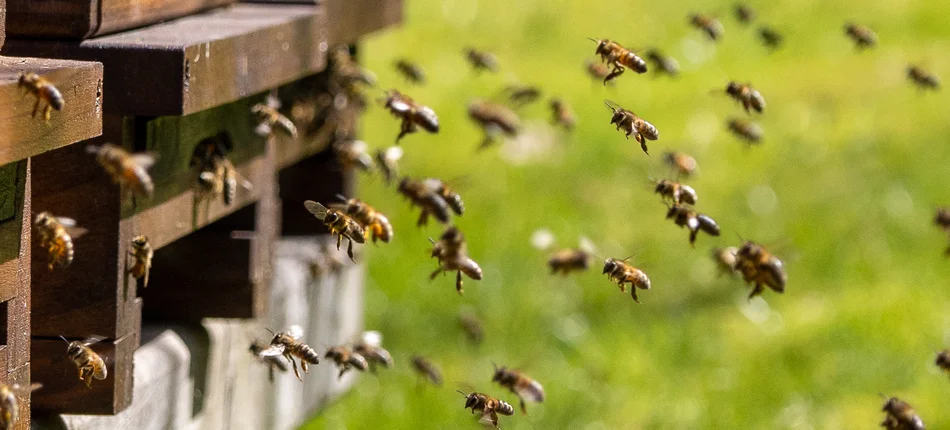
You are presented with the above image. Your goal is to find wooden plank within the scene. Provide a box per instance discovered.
[4,364,31,430]
[4,0,238,39]
[0,56,103,165]
[326,0,403,45]
[0,0,5,50]
[1,4,327,116]
[0,160,30,372]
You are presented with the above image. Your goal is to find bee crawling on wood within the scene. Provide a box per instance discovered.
[663,151,698,178]
[734,241,787,299]
[259,326,320,381]
[907,65,940,91]
[411,355,443,386]
[549,98,576,131]
[304,200,365,261]
[654,178,698,205]
[880,396,925,430]
[603,257,651,303]
[394,59,427,85]
[457,390,515,429]
[325,345,368,379]
[723,81,766,114]
[128,235,154,288]
[61,335,108,388]
[34,212,85,270]
[465,48,500,73]
[468,99,521,150]
[250,341,289,382]
[590,38,648,84]
[727,117,763,145]
[252,92,298,138]
[331,196,394,244]
[191,137,243,206]
[491,364,545,415]
[382,90,439,143]
[664,203,721,246]
[375,146,404,185]
[845,23,877,50]
[689,14,724,41]
[0,382,41,430]
[644,49,680,78]
[352,331,394,373]
[935,349,950,376]
[18,72,63,122]
[604,100,659,155]
[430,226,483,295]
[87,143,157,199]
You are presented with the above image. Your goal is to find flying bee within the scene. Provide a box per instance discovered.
[548,248,592,275]
[585,60,612,83]
[712,247,739,276]
[196,155,238,206]
[723,82,766,114]
[492,365,545,415]
[62,335,108,388]
[645,49,680,78]
[734,241,787,299]
[304,200,365,261]
[502,85,542,108]
[468,99,521,149]
[34,212,85,270]
[604,100,658,155]
[18,72,64,122]
[252,93,298,138]
[458,311,484,345]
[458,390,515,429]
[845,23,877,50]
[411,355,443,386]
[259,326,320,381]
[758,26,784,50]
[331,196,393,243]
[128,235,153,288]
[880,396,925,430]
[907,65,940,91]
[394,59,427,85]
[727,118,763,144]
[324,346,368,379]
[665,203,721,246]
[423,178,464,216]
[549,98,576,131]
[375,146,403,185]
[590,38,648,84]
[333,139,374,173]
[249,341,289,382]
[734,3,755,25]
[654,179,698,205]
[936,349,950,376]
[430,227,483,294]
[689,14,724,41]
[397,177,453,226]
[934,208,950,255]
[0,382,41,430]
[87,143,156,199]
[465,48,499,73]
[603,257,651,303]
[353,331,394,372]
[382,90,439,143]
[663,151,698,178]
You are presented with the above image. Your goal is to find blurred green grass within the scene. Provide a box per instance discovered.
[304,0,950,428]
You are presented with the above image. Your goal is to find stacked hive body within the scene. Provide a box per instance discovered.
[0,0,402,427]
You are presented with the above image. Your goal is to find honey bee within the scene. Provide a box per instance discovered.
[458,390,515,428]
[734,241,787,299]
[590,38,648,84]
[304,200,365,261]
[645,49,680,78]
[424,178,465,216]
[324,346,368,379]
[411,355,443,386]
[333,139,374,173]
[603,257,651,303]
[331,196,393,243]
[465,48,500,73]
[550,98,576,131]
[382,90,439,143]
[845,23,877,50]
[907,65,940,91]
[34,212,84,270]
[935,349,950,376]
[723,82,766,114]
[309,242,348,278]
[503,85,542,108]
[62,335,108,388]
[249,341,289,382]
[430,227,483,294]
[880,396,925,430]
[712,247,739,276]
[468,99,521,149]
[252,93,298,138]
[196,155,238,206]
[492,365,545,415]
[727,118,763,144]
[654,179,698,205]
[128,235,153,288]
[663,151,698,178]
[0,383,40,430]
[934,208,950,255]
[87,143,156,199]
[259,326,320,381]
[758,26,784,50]
[690,14,724,41]
[397,177,453,226]
[375,146,404,185]
[604,100,658,155]
[394,59,427,85]
[458,311,484,345]
[665,203,721,246]
[585,60,612,83]
[353,331,394,372]
[18,72,64,122]
[330,45,377,89]
[734,4,755,25]
[548,248,592,275]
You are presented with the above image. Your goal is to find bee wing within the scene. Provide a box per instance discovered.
[382,146,403,161]
[287,325,304,340]
[265,91,282,110]
[349,140,368,153]
[388,98,412,114]
[254,121,274,137]
[516,380,546,403]
[578,235,598,254]
[82,335,107,347]
[361,330,382,348]
[257,344,286,357]
[529,228,555,251]
[131,153,158,170]
[55,217,77,228]
[303,200,328,221]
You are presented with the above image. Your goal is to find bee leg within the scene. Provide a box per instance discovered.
[635,134,649,155]
[456,271,464,295]
[630,287,641,303]
[336,233,342,250]
[44,104,53,122]
[489,411,499,428]
[520,399,528,415]
[429,267,443,280]
[32,98,40,119]
[338,365,347,379]
[288,355,302,381]
[747,284,764,301]
[689,229,698,247]
[417,210,429,227]
[346,239,355,262]
[268,366,275,382]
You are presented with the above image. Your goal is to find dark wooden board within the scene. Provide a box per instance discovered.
[326,0,402,45]
[1,4,327,116]
[5,0,238,39]
[0,56,103,165]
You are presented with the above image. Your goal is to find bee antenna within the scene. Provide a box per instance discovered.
[264,327,275,335]
[733,230,746,243]
[456,389,468,397]
[586,37,599,43]
[335,193,348,201]
[58,335,69,344]
[428,237,436,245]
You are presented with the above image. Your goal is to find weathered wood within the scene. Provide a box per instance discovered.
[0,0,5,49]
[1,4,327,116]
[326,0,403,45]
[0,56,103,165]
[5,0,238,40]
[5,364,31,430]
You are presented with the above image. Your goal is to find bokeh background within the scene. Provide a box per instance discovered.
[305,0,950,428]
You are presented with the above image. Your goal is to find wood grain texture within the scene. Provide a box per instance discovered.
[326,0,403,45]
[0,0,5,50]
[5,0,238,39]
[0,56,103,165]
[1,4,327,116]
